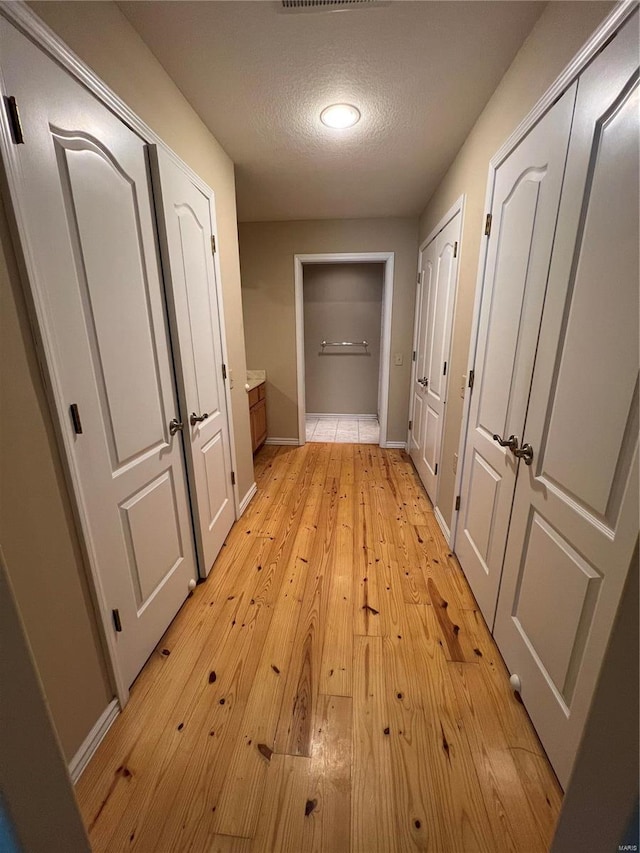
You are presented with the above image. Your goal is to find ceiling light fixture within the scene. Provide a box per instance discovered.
[320,103,361,129]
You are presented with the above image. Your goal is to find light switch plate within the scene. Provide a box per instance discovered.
[394,353,403,366]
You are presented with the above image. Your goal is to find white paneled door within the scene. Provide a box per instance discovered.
[454,86,576,626]
[493,17,639,787]
[410,212,460,506]
[409,242,434,479]
[151,147,236,576]
[0,19,197,690]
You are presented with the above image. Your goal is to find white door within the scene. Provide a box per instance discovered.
[409,243,434,478]
[410,214,460,504]
[454,86,576,625]
[150,148,236,576]
[421,215,460,503]
[494,15,639,788]
[0,20,197,690]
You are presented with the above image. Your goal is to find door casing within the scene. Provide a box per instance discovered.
[294,252,395,448]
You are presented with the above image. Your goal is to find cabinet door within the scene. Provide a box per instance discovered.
[494,13,639,788]
[455,86,576,625]
[0,18,197,690]
[254,399,267,448]
[150,147,235,577]
[250,403,261,453]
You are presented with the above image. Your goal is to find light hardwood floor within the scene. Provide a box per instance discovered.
[76,443,562,852]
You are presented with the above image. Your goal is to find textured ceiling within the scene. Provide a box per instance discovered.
[118,1,545,222]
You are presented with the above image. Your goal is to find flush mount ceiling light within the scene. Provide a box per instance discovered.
[320,103,361,129]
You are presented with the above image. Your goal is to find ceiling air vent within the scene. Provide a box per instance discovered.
[280,0,385,12]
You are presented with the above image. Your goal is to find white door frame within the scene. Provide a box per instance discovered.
[294,252,394,447]
[0,1,241,708]
[408,195,465,541]
[451,0,637,552]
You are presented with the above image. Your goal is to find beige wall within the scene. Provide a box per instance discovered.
[0,1,252,759]
[240,218,418,442]
[0,204,112,761]
[418,1,615,529]
[0,550,91,851]
[304,263,383,416]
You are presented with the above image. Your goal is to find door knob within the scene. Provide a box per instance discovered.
[492,433,519,452]
[418,377,429,387]
[190,412,209,426]
[169,418,183,436]
[513,443,534,465]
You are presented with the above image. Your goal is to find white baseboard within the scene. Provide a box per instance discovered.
[385,441,407,450]
[306,413,377,420]
[434,505,451,546]
[265,437,300,446]
[238,482,257,516]
[69,698,119,783]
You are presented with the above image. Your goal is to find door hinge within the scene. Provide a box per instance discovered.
[112,609,122,633]
[231,471,236,486]
[4,96,24,144]
[211,235,217,254]
[443,361,447,376]
[468,369,475,391]
[222,363,227,381]
[412,350,416,362]
[484,214,492,237]
[455,495,461,511]
[408,420,412,431]
[435,463,438,475]
[69,403,83,435]
[453,241,458,258]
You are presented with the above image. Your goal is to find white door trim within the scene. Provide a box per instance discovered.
[0,1,241,708]
[419,194,466,253]
[294,252,394,447]
[0,2,215,201]
[408,195,465,542]
[451,0,638,552]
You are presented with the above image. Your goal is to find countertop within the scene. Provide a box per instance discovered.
[246,370,266,392]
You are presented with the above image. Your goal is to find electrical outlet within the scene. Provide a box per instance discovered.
[453,452,458,474]
[394,353,403,366]
[460,374,466,398]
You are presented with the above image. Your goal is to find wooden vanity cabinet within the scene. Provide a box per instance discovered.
[249,382,267,453]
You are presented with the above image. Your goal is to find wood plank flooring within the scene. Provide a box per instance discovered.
[76,443,562,852]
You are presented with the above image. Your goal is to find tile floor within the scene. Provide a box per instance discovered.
[305,416,380,444]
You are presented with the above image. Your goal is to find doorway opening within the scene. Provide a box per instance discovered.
[294,252,394,446]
